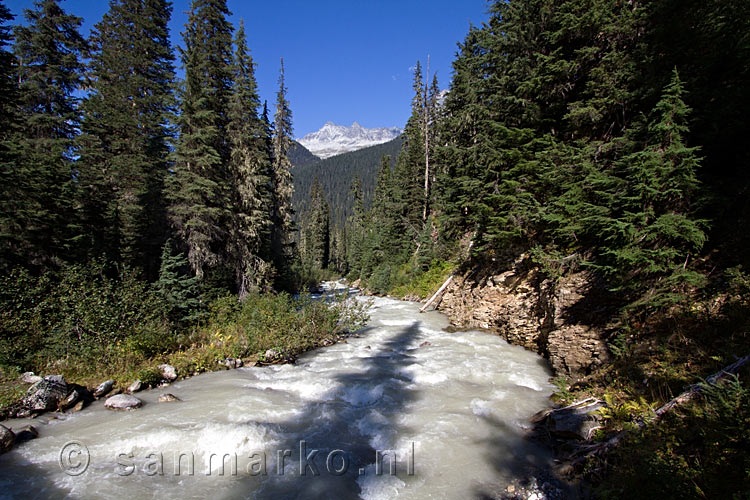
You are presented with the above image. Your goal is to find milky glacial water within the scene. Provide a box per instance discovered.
[0,283,555,499]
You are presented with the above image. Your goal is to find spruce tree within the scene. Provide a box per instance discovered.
[308,177,330,269]
[167,0,233,281]
[269,58,296,287]
[226,20,273,295]
[345,176,365,277]
[9,0,86,271]
[77,0,176,276]
[598,70,706,290]
[153,239,201,325]
[391,61,427,256]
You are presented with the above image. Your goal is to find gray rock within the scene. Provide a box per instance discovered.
[20,372,42,384]
[127,380,143,393]
[0,424,14,454]
[59,390,82,411]
[158,364,177,381]
[70,400,85,413]
[93,380,115,398]
[22,375,68,412]
[104,394,143,411]
[14,408,32,418]
[220,358,243,369]
[264,349,279,360]
[157,393,181,403]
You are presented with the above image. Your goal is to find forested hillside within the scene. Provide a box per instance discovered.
[292,135,403,227]
[288,140,319,169]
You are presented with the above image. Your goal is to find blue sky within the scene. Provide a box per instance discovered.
[4,0,490,138]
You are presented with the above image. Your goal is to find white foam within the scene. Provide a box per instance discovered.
[357,465,406,500]
[470,398,492,417]
[508,373,544,391]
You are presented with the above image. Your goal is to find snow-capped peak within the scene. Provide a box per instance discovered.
[298,122,402,159]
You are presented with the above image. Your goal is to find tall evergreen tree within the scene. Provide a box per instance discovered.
[226,20,273,295]
[77,0,176,277]
[7,0,86,271]
[345,175,365,276]
[595,70,706,291]
[167,0,233,280]
[269,58,295,287]
[391,61,427,256]
[303,177,330,270]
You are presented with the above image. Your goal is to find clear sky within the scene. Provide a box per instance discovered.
[3,0,491,138]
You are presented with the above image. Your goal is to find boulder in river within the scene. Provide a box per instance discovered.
[1,424,14,454]
[157,393,181,403]
[127,380,143,393]
[104,394,143,411]
[93,380,115,399]
[13,425,38,444]
[21,375,67,412]
[158,364,178,381]
[20,372,42,384]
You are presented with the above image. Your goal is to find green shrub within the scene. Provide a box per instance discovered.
[390,260,455,299]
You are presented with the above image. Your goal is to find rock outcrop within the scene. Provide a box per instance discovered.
[437,256,612,378]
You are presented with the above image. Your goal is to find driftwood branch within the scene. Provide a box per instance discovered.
[420,275,455,313]
[569,355,750,465]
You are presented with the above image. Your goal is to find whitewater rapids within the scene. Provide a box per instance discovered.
[0,283,556,499]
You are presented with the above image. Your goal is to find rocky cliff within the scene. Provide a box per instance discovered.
[437,256,613,379]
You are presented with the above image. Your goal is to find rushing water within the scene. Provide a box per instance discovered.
[0,283,556,499]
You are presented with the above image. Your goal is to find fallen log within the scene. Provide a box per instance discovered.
[419,275,455,313]
[569,354,750,465]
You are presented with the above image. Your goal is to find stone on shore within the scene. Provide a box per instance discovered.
[20,372,42,384]
[22,375,67,412]
[93,380,115,399]
[158,364,178,381]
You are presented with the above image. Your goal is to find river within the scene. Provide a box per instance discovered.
[0,283,556,499]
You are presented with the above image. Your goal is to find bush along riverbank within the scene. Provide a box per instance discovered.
[0,263,369,423]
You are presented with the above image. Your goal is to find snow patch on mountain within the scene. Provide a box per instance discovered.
[298,122,402,159]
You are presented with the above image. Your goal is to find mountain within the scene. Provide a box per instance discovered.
[288,140,320,168]
[292,135,404,227]
[297,122,403,159]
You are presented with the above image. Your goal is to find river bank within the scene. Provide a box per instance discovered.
[0,287,369,423]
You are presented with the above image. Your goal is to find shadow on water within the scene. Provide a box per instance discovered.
[471,399,579,499]
[0,453,74,499]
[224,321,424,500]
